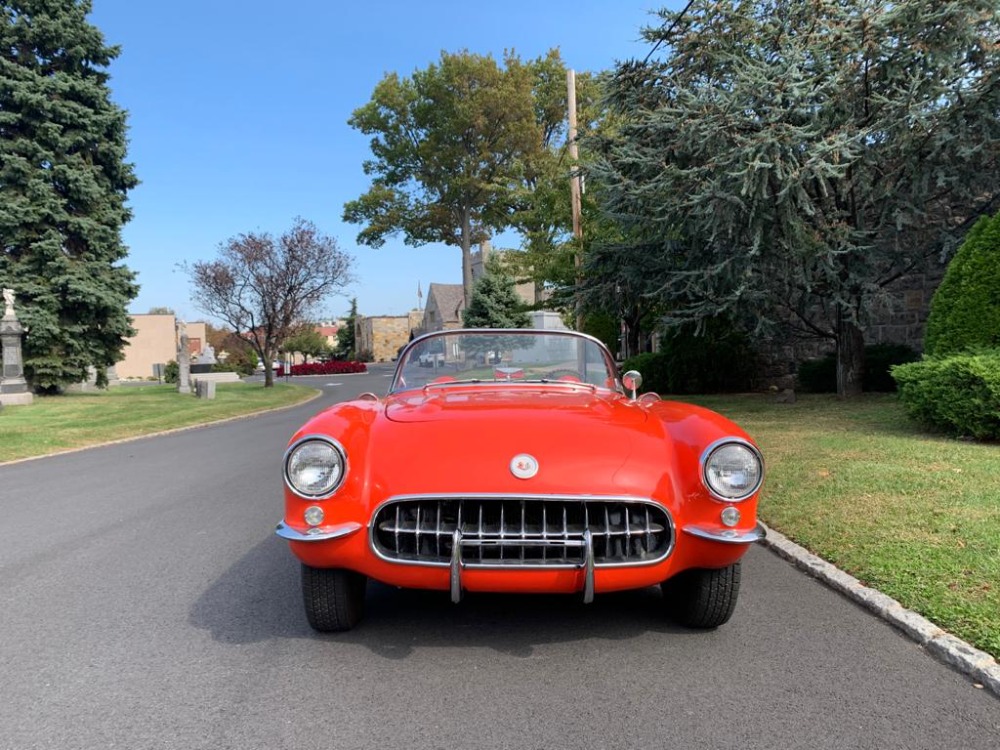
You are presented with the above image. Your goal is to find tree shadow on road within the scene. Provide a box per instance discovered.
[189,536,691,658]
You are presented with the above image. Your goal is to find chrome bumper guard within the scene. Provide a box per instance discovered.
[682,522,767,545]
[275,520,363,542]
[448,526,597,604]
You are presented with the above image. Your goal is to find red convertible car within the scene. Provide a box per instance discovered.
[277,329,765,631]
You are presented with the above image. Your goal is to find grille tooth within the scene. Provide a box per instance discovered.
[373,497,673,567]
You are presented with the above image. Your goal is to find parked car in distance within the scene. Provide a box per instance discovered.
[277,328,765,631]
[417,351,445,367]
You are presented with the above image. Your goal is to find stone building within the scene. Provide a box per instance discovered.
[355,310,423,362]
[420,283,465,333]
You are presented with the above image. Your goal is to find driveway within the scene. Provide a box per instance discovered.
[0,365,996,749]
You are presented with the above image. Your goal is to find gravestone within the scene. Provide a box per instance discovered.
[195,379,216,399]
[0,288,34,406]
[176,320,191,394]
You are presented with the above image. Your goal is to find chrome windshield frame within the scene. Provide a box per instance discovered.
[388,328,622,396]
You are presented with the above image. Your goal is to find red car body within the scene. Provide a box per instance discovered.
[277,329,765,631]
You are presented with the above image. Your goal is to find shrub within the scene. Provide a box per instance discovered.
[164,359,178,384]
[892,351,1000,440]
[276,360,367,377]
[924,210,1000,356]
[798,343,919,393]
[622,320,757,394]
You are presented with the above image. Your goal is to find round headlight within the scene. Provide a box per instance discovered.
[285,438,346,498]
[702,440,763,501]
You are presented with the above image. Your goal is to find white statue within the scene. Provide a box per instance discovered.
[2,288,14,318]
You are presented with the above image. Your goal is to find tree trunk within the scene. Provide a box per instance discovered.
[623,308,642,360]
[835,314,864,398]
[460,209,473,309]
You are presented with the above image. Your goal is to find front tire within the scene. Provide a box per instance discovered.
[662,563,741,629]
[301,565,367,632]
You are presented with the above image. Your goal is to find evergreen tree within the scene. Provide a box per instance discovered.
[462,264,531,329]
[0,0,138,390]
[595,0,1000,396]
[336,298,358,359]
[924,211,1000,356]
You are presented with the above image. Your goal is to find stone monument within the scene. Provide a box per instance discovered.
[190,342,216,374]
[176,319,192,394]
[0,288,34,406]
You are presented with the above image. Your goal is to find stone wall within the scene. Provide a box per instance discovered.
[756,265,945,388]
[356,311,422,362]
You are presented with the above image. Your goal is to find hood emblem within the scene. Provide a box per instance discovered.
[510,454,539,479]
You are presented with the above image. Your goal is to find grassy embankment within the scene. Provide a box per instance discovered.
[692,393,1000,660]
[0,382,316,463]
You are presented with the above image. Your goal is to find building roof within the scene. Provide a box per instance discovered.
[426,283,465,323]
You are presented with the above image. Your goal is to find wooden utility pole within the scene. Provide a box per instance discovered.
[567,69,584,331]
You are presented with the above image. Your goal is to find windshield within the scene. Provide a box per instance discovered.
[391,329,620,393]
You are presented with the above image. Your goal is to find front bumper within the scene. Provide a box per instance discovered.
[275,520,362,542]
[682,522,767,544]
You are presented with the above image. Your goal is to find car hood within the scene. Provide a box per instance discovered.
[370,387,671,498]
[385,386,646,425]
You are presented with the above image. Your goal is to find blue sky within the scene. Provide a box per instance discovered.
[88,0,676,323]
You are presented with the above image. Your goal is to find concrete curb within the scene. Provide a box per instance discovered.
[0,386,323,468]
[760,523,1000,698]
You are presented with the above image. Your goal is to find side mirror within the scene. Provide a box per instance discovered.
[622,370,643,400]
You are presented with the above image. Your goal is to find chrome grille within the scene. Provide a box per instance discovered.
[371,496,673,567]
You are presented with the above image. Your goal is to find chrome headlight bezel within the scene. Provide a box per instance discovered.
[700,438,764,502]
[283,435,348,500]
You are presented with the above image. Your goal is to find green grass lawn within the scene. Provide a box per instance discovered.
[690,393,1000,660]
[0,382,317,463]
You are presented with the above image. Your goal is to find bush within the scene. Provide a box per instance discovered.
[892,351,1000,440]
[622,320,757,394]
[164,360,178,384]
[924,210,1000,356]
[798,343,919,393]
[277,360,367,377]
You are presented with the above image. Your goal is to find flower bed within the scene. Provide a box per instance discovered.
[277,361,367,376]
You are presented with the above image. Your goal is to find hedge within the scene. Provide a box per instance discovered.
[277,361,367,376]
[622,320,757,395]
[892,351,1000,440]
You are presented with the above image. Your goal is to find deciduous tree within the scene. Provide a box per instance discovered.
[282,325,330,361]
[594,0,1000,396]
[186,218,352,387]
[344,50,543,306]
[0,0,138,390]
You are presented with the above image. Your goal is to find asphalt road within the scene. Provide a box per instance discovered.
[1,365,997,750]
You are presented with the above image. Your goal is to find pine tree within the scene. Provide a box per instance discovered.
[462,266,531,329]
[0,0,138,390]
[336,298,358,359]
